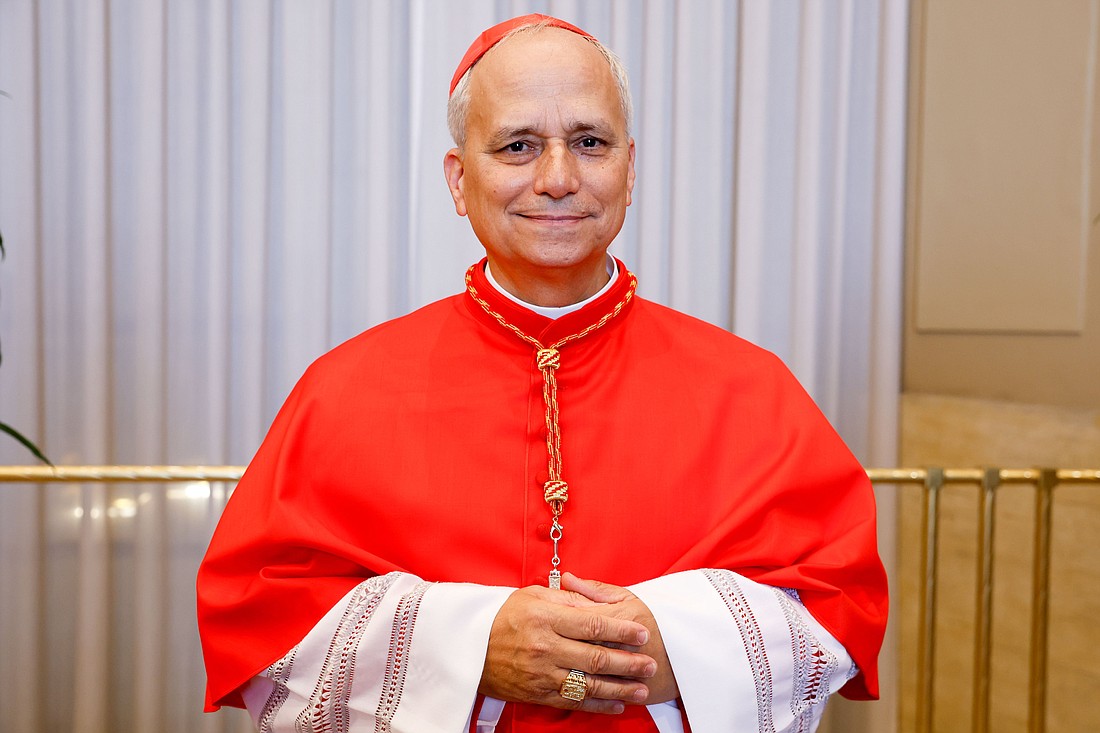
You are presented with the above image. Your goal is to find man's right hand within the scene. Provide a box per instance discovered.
[478,585,657,714]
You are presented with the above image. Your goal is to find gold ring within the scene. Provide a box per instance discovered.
[560,668,588,701]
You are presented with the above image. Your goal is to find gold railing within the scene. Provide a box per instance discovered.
[0,465,245,482]
[875,468,1099,733]
[1,464,1097,733]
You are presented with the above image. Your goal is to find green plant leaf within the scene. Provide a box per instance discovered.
[0,421,53,466]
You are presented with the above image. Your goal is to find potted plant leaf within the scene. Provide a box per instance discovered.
[0,228,52,465]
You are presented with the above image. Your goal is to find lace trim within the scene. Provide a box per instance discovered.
[374,581,431,732]
[773,588,840,733]
[258,643,300,733]
[703,568,775,733]
[294,573,399,733]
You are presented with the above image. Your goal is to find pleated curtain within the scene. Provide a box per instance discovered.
[0,1,907,731]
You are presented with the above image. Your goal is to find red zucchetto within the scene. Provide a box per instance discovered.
[449,13,594,95]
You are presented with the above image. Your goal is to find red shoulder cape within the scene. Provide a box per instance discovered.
[197,259,887,714]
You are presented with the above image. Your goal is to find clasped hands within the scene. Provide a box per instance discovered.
[478,572,679,715]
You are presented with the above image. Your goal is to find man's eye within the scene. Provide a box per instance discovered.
[505,141,528,152]
[579,137,601,148]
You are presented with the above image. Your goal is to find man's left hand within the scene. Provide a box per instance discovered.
[560,573,681,705]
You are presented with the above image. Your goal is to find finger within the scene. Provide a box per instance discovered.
[577,699,628,715]
[561,572,635,604]
[583,673,651,705]
[523,584,604,609]
[554,673,650,714]
[560,637,657,680]
[553,604,650,647]
[550,589,605,609]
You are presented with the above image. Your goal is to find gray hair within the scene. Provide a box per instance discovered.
[447,20,633,149]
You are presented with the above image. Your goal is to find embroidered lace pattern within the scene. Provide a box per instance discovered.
[373,581,431,732]
[258,643,300,733]
[703,568,775,733]
[294,573,399,733]
[772,588,840,733]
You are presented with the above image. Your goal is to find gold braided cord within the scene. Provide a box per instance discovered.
[543,479,569,503]
[464,266,638,494]
[463,267,638,354]
[535,348,561,370]
[464,264,638,581]
[464,270,544,351]
[541,356,564,485]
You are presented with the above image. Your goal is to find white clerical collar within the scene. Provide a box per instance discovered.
[484,256,619,320]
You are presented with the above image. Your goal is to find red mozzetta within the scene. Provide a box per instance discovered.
[197,259,887,729]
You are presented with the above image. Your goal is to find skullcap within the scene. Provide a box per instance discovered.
[449,14,595,96]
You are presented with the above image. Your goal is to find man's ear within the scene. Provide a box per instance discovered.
[625,138,636,207]
[443,148,468,217]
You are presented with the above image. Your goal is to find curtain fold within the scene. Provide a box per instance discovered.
[0,1,906,731]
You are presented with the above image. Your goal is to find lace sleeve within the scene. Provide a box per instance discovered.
[239,572,513,733]
[631,570,856,733]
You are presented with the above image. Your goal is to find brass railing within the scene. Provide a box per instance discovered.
[873,468,1099,733]
[1,465,1097,733]
[0,465,245,482]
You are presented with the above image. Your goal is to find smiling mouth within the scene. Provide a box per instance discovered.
[520,213,588,222]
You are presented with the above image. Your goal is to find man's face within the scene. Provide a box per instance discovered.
[444,28,636,305]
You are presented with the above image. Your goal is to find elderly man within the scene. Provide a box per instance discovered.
[197,14,887,733]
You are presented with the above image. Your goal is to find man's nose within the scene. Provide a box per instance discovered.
[533,141,580,198]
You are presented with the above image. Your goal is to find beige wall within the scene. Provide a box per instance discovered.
[905,0,1100,410]
[898,396,1100,732]
[903,1,1100,730]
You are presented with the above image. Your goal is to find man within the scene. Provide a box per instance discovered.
[197,14,887,733]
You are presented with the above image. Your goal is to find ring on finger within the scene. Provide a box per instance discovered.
[559,669,588,701]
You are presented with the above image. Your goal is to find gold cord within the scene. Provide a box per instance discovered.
[465,265,637,587]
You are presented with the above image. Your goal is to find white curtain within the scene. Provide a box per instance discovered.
[0,1,907,731]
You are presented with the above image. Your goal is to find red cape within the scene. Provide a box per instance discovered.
[197,259,887,719]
